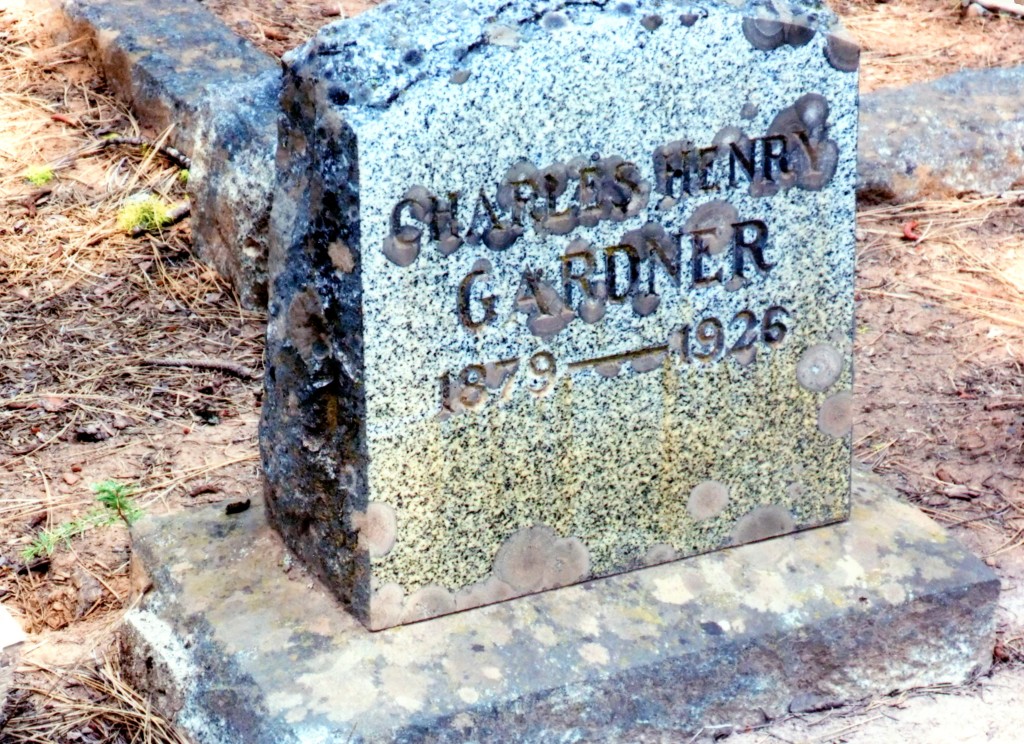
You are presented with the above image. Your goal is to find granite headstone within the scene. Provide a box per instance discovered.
[262,0,860,630]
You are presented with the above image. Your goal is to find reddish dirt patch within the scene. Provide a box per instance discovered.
[201,0,380,57]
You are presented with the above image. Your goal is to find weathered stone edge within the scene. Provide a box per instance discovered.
[120,471,999,743]
[56,0,278,156]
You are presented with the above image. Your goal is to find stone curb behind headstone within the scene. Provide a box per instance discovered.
[118,470,998,743]
[54,0,1024,309]
[188,71,280,309]
[859,66,1024,203]
[53,0,279,308]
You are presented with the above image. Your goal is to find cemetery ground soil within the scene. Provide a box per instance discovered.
[1,1,1024,743]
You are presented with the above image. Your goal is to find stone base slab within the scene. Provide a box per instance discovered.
[1,604,26,710]
[119,469,998,743]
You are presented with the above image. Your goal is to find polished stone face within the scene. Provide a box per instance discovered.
[263,0,860,630]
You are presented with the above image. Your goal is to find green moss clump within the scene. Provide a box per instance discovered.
[23,164,54,186]
[178,169,189,185]
[118,195,172,233]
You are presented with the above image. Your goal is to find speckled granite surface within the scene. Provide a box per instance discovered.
[264,0,859,629]
[859,66,1024,202]
[119,470,998,743]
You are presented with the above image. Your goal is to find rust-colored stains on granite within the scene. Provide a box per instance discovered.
[368,339,853,601]
[819,390,853,437]
[352,502,397,558]
[825,32,860,73]
[731,504,796,544]
[366,522,592,628]
[687,480,731,521]
[796,343,844,391]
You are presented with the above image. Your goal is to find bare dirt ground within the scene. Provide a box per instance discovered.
[839,0,1024,91]
[1,0,1023,742]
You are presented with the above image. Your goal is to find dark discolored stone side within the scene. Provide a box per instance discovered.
[859,66,1024,202]
[119,470,999,743]
[259,57,371,621]
[189,71,280,309]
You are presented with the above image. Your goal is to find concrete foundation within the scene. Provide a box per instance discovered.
[119,469,998,743]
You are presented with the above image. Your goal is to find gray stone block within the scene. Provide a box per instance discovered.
[119,469,999,743]
[57,0,278,155]
[859,66,1024,202]
[263,0,860,630]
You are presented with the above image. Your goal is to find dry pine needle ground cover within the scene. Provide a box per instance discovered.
[1,3,260,741]
[0,1,1023,743]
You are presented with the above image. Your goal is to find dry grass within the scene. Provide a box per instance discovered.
[2,657,188,744]
[200,0,385,57]
[858,193,1024,344]
[0,11,264,468]
[836,0,1024,92]
[853,192,1024,588]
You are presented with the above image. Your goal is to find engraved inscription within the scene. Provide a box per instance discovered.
[437,306,790,416]
[455,212,775,341]
[383,96,838,418]
[382,96,837,266]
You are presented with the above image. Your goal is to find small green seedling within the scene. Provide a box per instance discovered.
[117,194,171,233]
[92,479,143,525]
[177,169,189,185]
[23,164,54,186]
[20,480,143,562]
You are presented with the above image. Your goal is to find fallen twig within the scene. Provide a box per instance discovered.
[85,134,192,169]
[129,201,191,237]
